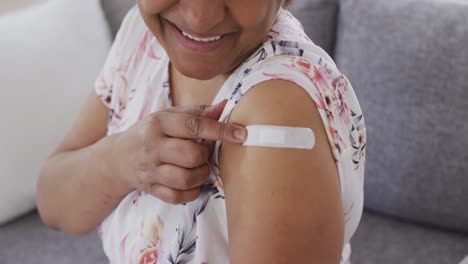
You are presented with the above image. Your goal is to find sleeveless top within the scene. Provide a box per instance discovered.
[94,5,366,264]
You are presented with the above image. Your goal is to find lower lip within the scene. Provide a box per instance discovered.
[167,21,226,53]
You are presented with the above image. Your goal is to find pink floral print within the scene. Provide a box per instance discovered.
[95,6,365,264]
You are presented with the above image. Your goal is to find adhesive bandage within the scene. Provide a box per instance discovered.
[243,125,315,150]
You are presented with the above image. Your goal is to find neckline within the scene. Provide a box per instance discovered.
[163,56,245,109]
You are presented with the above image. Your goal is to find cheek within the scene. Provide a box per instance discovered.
[228,0,280,40]
[138,0,174,14]
[228,0,279,25]
[231,5,267,27]
[232,7,278,48]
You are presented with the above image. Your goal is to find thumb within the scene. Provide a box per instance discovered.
[201,99,228,120]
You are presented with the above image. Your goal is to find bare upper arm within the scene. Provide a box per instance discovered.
[51,90,109,156]
[219,80,344,264]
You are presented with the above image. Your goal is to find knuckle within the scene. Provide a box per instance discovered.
[188,148,204,166]
[173,141,188,158]
[185,116,200,136]
[166,166,192,190]
[177,169,192,189]
[174,142,204,167]
[194,104,208,113]
[148,113,163,134]
[172,141,193,164]
[150,112,162,124]
[218,122,226,141]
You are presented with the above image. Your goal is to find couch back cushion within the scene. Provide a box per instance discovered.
[335,0,468,232]
[101,0,134,36]
[289,0,338,55]
[100,0,339,55]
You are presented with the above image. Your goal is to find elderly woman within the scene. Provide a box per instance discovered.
[37,0,366,263]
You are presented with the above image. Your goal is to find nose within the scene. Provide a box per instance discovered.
[179,0,226,33]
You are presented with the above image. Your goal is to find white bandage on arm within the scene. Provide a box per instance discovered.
[243,125,315,150]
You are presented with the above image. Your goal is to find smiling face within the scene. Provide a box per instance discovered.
[137,0,284,80]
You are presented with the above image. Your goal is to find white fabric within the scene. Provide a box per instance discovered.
[0,0,111,225]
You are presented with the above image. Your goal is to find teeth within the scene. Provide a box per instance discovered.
[182,31,222,42]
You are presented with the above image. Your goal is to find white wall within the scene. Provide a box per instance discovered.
[0,0,47,15]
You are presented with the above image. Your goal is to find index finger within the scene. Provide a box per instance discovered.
[161,99,228,120]
[157,111,247,143]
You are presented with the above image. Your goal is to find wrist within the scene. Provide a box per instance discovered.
[95,133,135,198]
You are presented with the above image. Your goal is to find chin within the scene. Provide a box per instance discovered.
[173,60,224,80]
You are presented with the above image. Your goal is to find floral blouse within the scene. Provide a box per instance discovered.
[94,5,366,264]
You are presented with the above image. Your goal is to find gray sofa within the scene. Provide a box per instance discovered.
[1,0,467,263]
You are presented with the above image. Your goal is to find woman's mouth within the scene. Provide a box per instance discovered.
[166,19,227,53]
[181,31,222,42]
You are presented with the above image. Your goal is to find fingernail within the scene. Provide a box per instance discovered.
[217,99,228,107]
[233,128,247,141]
[209,100,225,110]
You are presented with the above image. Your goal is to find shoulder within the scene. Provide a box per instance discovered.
[218,78,345,263]
[231,45,364,160]
[218,44,367,250]
[220,76,338,167]
[221,78,337,172]
[226,79,322,126]
[223,50,366,198]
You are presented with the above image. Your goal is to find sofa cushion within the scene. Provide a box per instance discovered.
[101,0,134,36]
[100,0,339,55]
[0,211,107,263]
[351,211,468,264]
[335,0,468,232]
[289,0,338,56]
[0,0,111,225]
[0,0,45,15]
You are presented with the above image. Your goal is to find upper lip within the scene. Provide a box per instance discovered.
[166,19,228,38]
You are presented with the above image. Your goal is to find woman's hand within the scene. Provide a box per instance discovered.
[110,99,246,204]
